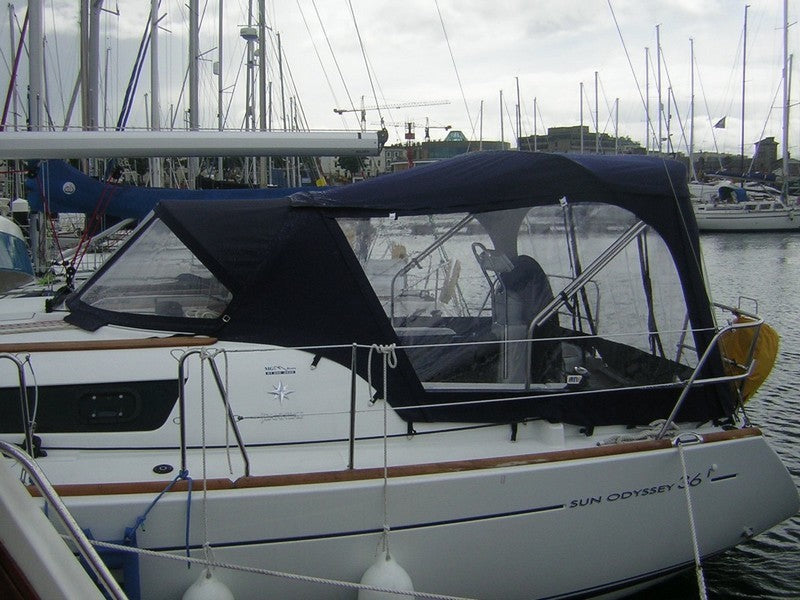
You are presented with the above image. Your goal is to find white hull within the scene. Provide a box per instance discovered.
[13,425,796,600]
[694,207,800,231]
[0,317,795,599]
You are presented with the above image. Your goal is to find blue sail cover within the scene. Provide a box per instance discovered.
[26,159,313,220]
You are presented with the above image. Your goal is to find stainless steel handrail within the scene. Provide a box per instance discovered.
[0,440,128,600]
[524,221,649,388]
[0,353,33,457]
[655,306,764,439]
[177,349,250,476]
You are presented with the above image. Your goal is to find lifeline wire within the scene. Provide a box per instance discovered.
[87,538,475,600]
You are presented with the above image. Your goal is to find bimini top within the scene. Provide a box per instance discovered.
[67,151,725,427]
[291,151,690,213]
[290,151,697,259]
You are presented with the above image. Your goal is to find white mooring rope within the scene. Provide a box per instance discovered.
[677,440,709,600]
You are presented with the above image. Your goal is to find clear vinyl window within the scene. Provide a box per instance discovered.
[79,218,231,319]
[339,201,695,391]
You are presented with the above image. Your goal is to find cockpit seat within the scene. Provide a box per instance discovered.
[495,255,562,383]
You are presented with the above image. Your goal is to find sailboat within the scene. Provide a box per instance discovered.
[692,3,799,232]
[691,179,800,232]
[0,150,796,599]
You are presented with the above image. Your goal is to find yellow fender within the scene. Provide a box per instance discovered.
[718,316,779,402]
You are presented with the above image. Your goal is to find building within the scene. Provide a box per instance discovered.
[385,130,509,172]
[518,126,645,154]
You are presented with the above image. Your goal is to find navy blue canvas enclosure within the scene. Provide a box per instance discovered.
[66,151,731,427]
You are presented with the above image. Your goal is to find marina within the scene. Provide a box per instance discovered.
[0,151,798,599]
[0,2,798,599]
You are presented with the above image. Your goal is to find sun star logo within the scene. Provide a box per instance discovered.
[269,381,294,404]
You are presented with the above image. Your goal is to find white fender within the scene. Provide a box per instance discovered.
[358,550,414,600]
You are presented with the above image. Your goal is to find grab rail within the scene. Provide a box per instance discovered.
[524,220,648,388]
[0,440,127,600]
[177,349,251,476]
[0,353,33,457]
[655,304,763,439]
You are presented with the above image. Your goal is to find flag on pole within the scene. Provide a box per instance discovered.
[714,117,726,128]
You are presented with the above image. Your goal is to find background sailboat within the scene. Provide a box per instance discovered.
[692,2,799,232]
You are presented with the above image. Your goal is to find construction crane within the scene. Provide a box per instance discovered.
[371,118,452,141]
[334,98,450,131]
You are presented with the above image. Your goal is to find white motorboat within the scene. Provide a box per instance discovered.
[0,214,34,293]
[0,151,796,599]
[690,180,800,232]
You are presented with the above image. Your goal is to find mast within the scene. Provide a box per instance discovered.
[594,71,599,153]
[689,38,696,180]
[188,0,199,188]
[533,97,537,151]
[740,4,748,178]
[88,1,102,131]
[258,0,267,186]
[645,47,649,153]
[28,0,43,132]
[278,31,285,131]
[7,5,19,132]
[515,76,521,150]
[27,0,44,273]
[216,0,224,180]
[150,0,162,187]
[499,89,504,144]
[657,24,662,153]
[242,0,256,183]
[479,99,483,150]
[782,0,790,199]
[579,82,584,153]
[666,86,672,153]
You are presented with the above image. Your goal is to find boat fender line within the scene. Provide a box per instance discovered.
[674,433,709,600]
[361,346,419,599]
[124,467,194,564]
[367,344,403,568]
[366,344,397,405]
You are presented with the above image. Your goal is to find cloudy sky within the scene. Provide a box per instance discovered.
[2,0,797,157]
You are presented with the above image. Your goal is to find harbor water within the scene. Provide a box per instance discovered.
[630,231,800,599]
